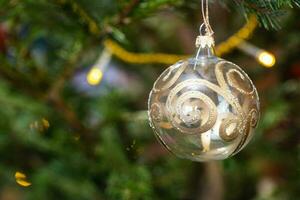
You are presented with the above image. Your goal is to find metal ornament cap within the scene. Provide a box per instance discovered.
[196,35,215,48]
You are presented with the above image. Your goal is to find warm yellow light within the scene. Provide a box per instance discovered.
[86,67,103,86]
[15,171,31,187]
[257,52,276,67]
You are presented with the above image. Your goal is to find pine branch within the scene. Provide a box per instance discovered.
[232,0,300,29]
[0,57,44,99]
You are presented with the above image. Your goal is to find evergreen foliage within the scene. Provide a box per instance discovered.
[0,0,299,199]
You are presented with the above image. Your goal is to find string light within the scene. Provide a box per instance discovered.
[257,51,276,67]
[86,49,112,86]
[87,67,103,86]
[238,41,276,68]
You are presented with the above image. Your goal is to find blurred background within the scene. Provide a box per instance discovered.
[0,0,300,199]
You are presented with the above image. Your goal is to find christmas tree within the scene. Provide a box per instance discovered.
[0,0,300,199]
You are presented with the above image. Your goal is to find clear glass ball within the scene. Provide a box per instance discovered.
[148,49,260,161]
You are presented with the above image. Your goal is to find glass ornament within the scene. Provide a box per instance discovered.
[148,35,260,162]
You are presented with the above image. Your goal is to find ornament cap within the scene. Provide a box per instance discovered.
[194,35,216,61]
[195,35,215,48]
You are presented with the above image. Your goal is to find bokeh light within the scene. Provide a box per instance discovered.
[258,51,276,68]
[86,67,103,86]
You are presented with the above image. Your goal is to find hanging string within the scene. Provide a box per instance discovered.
[194,0,214,69]
[201,0,214,36]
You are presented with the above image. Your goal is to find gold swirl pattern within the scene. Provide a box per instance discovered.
[149,103,163,122]
[153,62,187,92]
[249,109,259,127]
[226,69,254,95]
[150,59,259,154]
[166,89,217,134]
[219,114,240,142]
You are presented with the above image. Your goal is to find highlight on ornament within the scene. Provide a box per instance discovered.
[86,67,103,86]
[148,0,260,162]
[15,171,31,187]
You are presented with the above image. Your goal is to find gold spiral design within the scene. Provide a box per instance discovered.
[249,108,259,127]
[153,61,187,92]
[149,103,163,122]
[215,60,259,151]
[226,69,254,95]
[149,58,259,153]
[166,87,217,134]
[219,114,240,142]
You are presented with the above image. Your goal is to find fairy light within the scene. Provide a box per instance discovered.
[87,67,103,85]
[257,51,276,68]
[86,49,111,86]
[238,41,276,68]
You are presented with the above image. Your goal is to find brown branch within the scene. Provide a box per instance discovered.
[45,48,92,136]
[48,95,86,132]
[0,59,43,99]
[197,162,224,200]
[117,0,141,25]
[55,0,141,38]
